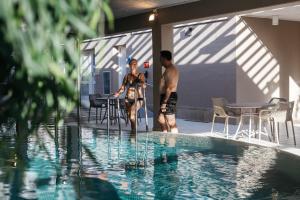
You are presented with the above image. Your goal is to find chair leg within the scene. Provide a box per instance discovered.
[285,121,289,138]
[99,106,103,122]
[88,107,91,122]
[269,121,273,140]
[234,117,243,139]
[96,108,98,123]
[291,120,296,146]
[275,121,280,145]
[277,122,280,140]
[101,107,107,124]
[267,119,272,142]
[211,114,216,134]
[225,118,229,139]
[255,117,258,138]
[258,118,262,142]
[223,118,226,133]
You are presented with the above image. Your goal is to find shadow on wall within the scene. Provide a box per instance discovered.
[80,31,153,100]
[173,16,283,121]
[236,17,280,102]
[174,17,238,109]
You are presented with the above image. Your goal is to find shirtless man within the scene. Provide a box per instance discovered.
[158,50,179,133]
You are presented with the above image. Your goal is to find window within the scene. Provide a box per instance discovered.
[103,71,111,95]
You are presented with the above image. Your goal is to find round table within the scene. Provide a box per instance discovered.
[226,103,275,141]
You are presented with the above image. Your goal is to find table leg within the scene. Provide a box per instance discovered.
[249,116,251,142]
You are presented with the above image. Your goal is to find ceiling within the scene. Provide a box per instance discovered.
[246,4,300,22]
[109,0,201,19]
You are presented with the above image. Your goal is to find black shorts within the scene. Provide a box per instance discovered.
[160,92,178,115]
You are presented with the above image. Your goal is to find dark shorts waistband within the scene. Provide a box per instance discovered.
[160,92,178,115]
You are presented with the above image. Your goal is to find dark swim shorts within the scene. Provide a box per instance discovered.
[160,92,178,115]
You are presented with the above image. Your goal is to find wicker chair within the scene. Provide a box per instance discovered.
[286,101,296,145]
[211,98,240,139]
[258,104,278,143]
[267,98,296,145]
[88,94,106,123]
[270,102,289,144]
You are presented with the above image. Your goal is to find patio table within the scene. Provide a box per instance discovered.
[96,96,125,126]
[227,103,275,141]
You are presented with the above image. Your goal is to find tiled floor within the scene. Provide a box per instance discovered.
[66,109,300,156]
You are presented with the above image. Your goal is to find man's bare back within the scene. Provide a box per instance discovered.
[160,65,179,100]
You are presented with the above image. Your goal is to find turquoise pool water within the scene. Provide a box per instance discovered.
[0,125,300,199]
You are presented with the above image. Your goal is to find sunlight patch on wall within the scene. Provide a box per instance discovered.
[205,40,236,64]
[191,54,210,65]
[104,60,114,69]
[175,24,214,64]
[97,38,120,68]
[236,17,280,97]
[174,17,236,65]
[174,25,205,55]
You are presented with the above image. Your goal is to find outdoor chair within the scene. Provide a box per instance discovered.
[268,97,287,104]
[286,101,296,145]
[211,98,240,139]
[258,102,291,144]
[267,97,296,145]
[88,94,106,123]
[257,97,287,140]
[270,102,289,144]
[258,104,278,143]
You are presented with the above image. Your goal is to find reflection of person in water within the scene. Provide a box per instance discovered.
[153,135,180,200]
[64,127,123,199]
[73,172,121,200]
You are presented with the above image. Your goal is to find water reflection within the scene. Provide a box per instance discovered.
[154,135,179,200]
[0,125,300,199]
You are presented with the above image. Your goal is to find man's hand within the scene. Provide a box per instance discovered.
[160,103,167,113]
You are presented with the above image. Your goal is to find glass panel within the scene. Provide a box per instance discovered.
[103,72,111,95]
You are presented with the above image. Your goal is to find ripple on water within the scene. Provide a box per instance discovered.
[0,128,300,199]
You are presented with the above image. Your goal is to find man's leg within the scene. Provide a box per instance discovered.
[158,113,168,132]
[165,114,178,133]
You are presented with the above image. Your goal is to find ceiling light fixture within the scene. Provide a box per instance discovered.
[149,9,158,22]
[272,15,279,26]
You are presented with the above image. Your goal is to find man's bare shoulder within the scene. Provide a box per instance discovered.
[168,65,179,77]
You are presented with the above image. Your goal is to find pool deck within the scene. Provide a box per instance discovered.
[66,110,300,157]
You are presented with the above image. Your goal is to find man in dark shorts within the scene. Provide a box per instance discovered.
[158,50,179,133]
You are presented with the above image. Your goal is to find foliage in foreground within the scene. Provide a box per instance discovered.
[0,0,113,128]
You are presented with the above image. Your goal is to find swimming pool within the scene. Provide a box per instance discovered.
[0,125,300,199]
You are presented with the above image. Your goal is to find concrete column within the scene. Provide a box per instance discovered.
[152,21,173,131]
[152,19,162,131]
[161,24,174,53]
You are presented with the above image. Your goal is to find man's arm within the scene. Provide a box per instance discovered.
[162,69,178,104]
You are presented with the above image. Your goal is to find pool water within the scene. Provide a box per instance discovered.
[0,125,300,199]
